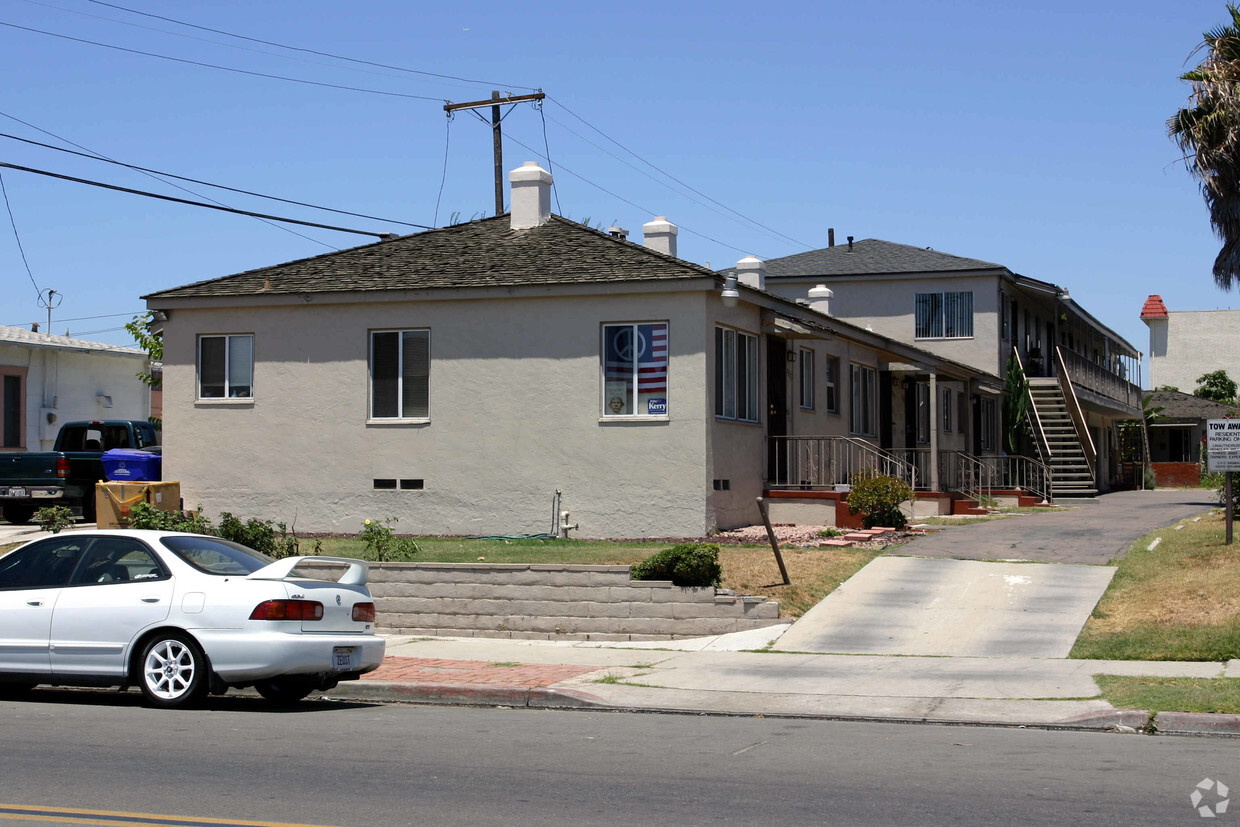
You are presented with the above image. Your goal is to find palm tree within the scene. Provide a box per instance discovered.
[1170,4,1240,290]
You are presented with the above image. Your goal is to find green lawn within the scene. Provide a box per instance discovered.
[1095,675,1240,715]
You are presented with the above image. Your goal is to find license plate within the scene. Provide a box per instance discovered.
[2,487,27,498]
[332,646,357,671]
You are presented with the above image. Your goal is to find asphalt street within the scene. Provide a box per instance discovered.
[1,692,1236,826]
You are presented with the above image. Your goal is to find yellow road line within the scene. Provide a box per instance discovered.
[0,803,341,827]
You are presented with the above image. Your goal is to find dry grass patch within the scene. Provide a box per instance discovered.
[1072,511,1240,661]
[719,545,884,618]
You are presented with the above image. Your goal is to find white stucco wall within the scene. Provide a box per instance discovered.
[160,290,714,539]
[1145,309,1240,393]
[765,273,1002,376]
[0,343,150,451]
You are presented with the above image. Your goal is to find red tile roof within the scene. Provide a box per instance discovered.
[1140,294,1168,319]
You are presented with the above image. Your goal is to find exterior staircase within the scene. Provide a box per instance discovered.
[1026,378,1098,499]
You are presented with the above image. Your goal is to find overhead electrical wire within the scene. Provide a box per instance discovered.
[0,129,429,229]
[0,111,338,249]
[0,170,42,301]
[82,0,538,91]
[0,161,404,238]
[547,97,813,250]
[0,21,449,101]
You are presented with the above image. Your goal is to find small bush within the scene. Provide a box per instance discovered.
[219,512,282,556]
[359,517,420,561]
[127,502,214,533]
[847,470,913,529]
[817,527,843,538]
[631,542,722,588]
[33,505,75,534]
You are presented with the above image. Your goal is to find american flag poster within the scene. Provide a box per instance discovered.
[604,323,668,394]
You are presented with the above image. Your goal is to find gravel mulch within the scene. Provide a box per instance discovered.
[714,524,917,551]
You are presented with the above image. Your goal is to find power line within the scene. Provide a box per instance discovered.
[0,110,337,250]
[547,97,812,250]
[83,0,538,91]
[0,21,449,101]
[0,161,403,238]
[0,129,429,228]
[500,133,758,258]
[0,169,42,301]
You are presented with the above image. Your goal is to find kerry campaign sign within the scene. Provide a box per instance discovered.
[1206,419,1240,472]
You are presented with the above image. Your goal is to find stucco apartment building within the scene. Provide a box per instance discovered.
[144,162,1000,539]
[746,238,1144,497]
[0,325,151,453]
[1140,295,1240,394]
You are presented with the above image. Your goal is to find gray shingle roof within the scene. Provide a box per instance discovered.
[144,215,714,300]
[0,325,144,356]
[734,238,1006,278]
[1146,390,1240,423]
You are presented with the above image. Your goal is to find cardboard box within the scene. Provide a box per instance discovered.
[95,481,181,529]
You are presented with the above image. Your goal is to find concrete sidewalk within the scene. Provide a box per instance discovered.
[326,630,1240,736]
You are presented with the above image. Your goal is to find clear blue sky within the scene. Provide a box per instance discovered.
[0,0,1233,387]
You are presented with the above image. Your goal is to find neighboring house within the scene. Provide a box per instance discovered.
[1140,295,1240,394]
[0,325,151,452]
[736,238,1145,497]
[144,162,1004,540]
[1143,389,1239,487]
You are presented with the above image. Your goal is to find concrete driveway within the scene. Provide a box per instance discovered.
[891,488,1215,565]
[773,556,1115,657]
[774,489,1215,657]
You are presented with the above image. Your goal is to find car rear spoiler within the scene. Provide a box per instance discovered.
[246,556,369,586]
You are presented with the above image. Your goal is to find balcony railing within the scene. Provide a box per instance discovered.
[766,436,917,490]
[890,449,1053,503]
[1056,347,1141,412]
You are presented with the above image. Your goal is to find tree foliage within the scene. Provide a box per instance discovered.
[1169,3,1240,289]
[1194,369,1239,403]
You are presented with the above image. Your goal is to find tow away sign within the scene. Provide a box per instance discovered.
[1206,419,1240,472]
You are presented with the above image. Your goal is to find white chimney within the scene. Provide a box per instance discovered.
[735,255,765,291]
[642,216,678,257]
[509,161,552,229]
[808,284,834,315]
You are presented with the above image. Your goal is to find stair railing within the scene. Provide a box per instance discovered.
[766,436,918,490]
[1013,348,1052,461]
[1054,346,1097,481]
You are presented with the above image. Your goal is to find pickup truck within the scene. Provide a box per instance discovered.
[0,420,159,524]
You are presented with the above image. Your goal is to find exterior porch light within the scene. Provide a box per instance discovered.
[720,273,740,308]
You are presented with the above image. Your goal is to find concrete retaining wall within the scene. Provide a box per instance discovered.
[357,562,782,641]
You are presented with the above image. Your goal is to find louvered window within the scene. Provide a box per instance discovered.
[915,291,974,339]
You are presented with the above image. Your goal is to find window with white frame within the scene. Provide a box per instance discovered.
[824,355,840,414]
[603,322,669,417]
[714,326,759,422]
[799,349,814,410]
[943,387,953,433]
[850,364,877,437]
[915,291,974,339]
[370,329,430,419]
[198,334,253,399]
[915,382,930,444]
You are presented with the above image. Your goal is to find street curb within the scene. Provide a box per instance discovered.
[324,681,610,710]
[1153,711,1240,737]
[1056,709,1151,732]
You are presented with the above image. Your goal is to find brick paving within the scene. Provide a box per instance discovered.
[363,656,602,688]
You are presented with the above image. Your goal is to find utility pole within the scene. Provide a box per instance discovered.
[444,91,545,217]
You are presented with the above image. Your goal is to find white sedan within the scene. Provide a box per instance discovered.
[0,529,386,708]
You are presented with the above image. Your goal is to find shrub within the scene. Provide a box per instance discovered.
[218,512,282,556]
[359,517,420,561]
[127,502,214,533]
[631,543,722,588]
[33,505,75,534]
[847,470,913,529]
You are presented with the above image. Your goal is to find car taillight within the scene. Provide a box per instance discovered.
[56,458,69,479]
[249,600,323,621]
[352,602,376,623]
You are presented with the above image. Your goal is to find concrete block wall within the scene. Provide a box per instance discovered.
[357,562,782,641]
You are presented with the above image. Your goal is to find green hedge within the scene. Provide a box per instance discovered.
[631,542,722,588]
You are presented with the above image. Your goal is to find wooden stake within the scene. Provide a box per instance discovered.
[755,497,791,585]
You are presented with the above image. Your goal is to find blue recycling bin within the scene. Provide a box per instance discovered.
[102,448,162,482]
